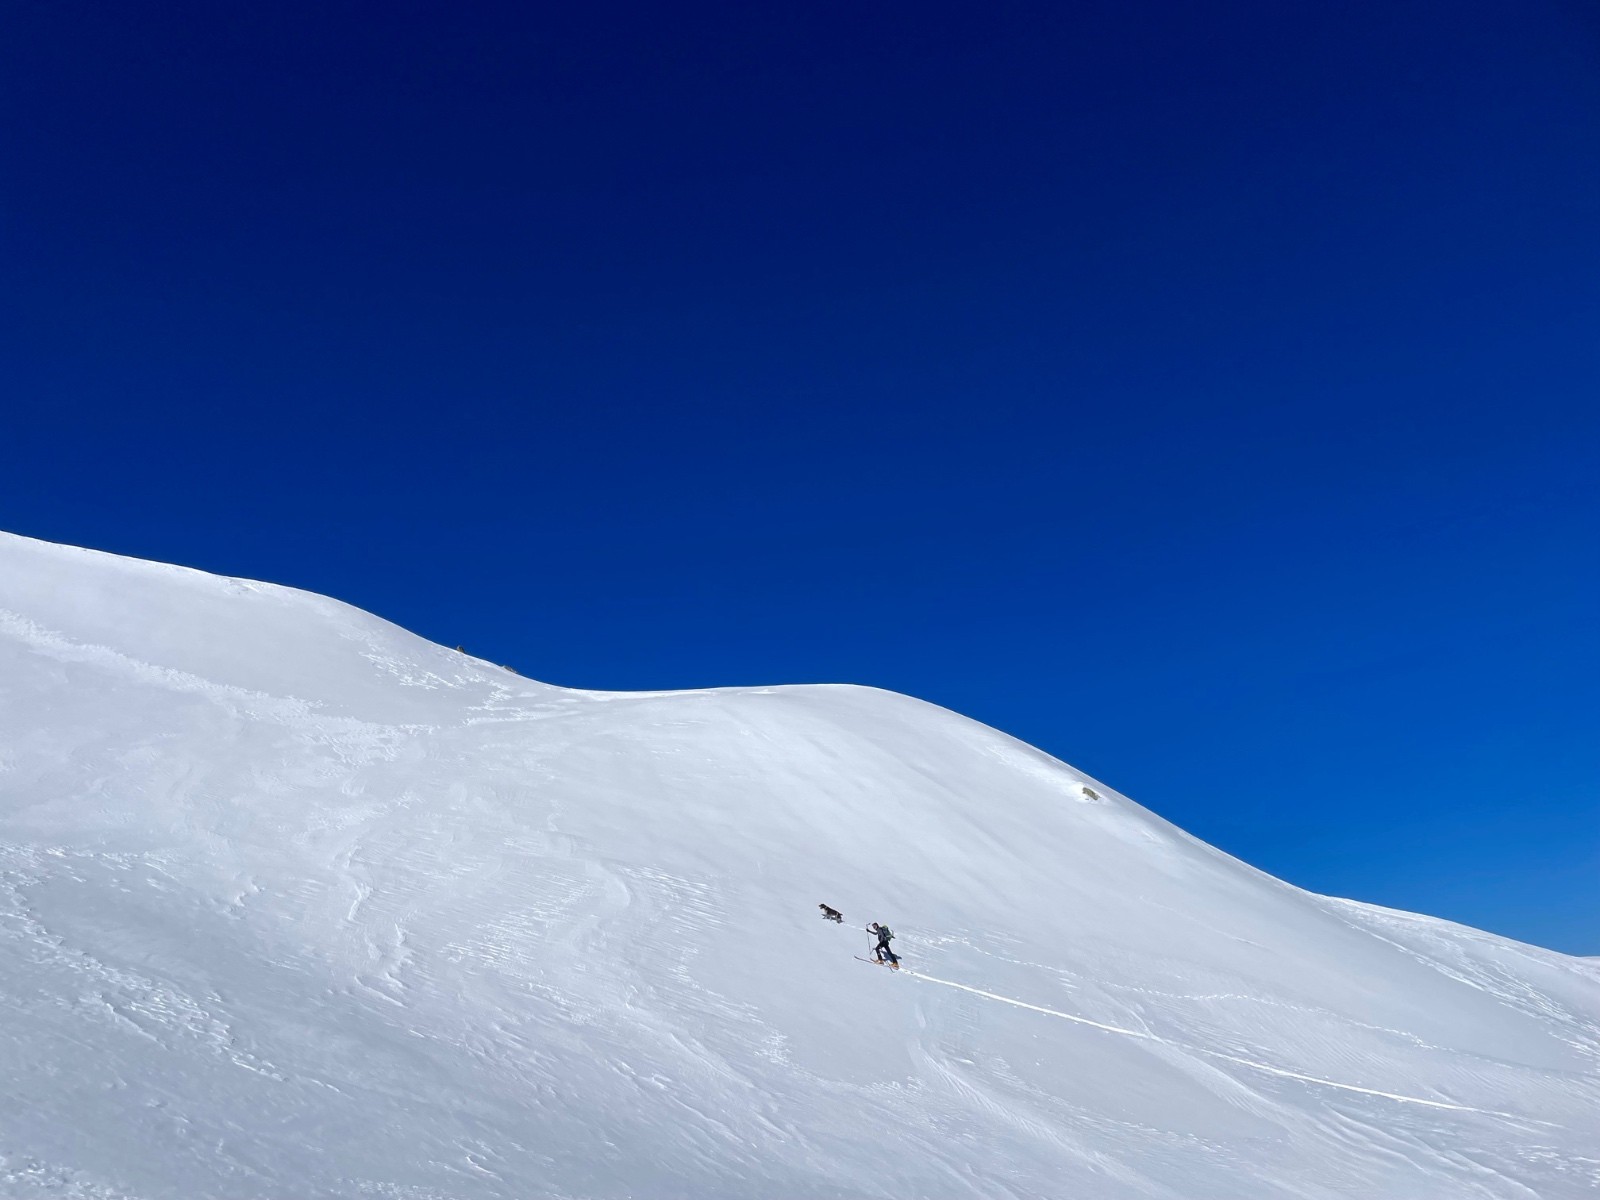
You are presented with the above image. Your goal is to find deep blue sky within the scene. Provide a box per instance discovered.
[5,2,1597,952]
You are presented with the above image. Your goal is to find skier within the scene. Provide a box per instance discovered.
[867,921,900,968]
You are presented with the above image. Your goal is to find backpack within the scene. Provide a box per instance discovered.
[879,926,894,942]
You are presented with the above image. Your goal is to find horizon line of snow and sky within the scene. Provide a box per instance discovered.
[4,1,1596,957]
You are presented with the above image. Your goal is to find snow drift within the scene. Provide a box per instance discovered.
[0,531,1595,1199]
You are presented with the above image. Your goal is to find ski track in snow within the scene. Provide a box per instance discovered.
[900,969,1556,1123]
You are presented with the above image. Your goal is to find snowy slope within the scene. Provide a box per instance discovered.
[0,532,1595,1200]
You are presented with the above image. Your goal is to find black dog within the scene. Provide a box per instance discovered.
[819,903,843,923]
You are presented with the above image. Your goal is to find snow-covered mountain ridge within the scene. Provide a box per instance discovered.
[1,531,1595,1199]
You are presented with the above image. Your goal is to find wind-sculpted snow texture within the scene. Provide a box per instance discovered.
[0,533,1596,1199]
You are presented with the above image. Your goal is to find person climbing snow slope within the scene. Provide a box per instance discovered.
[867,922,900,968]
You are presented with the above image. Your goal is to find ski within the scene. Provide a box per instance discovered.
[855,956,901,970]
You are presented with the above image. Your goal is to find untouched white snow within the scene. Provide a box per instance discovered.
[0,531,1596,1200]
